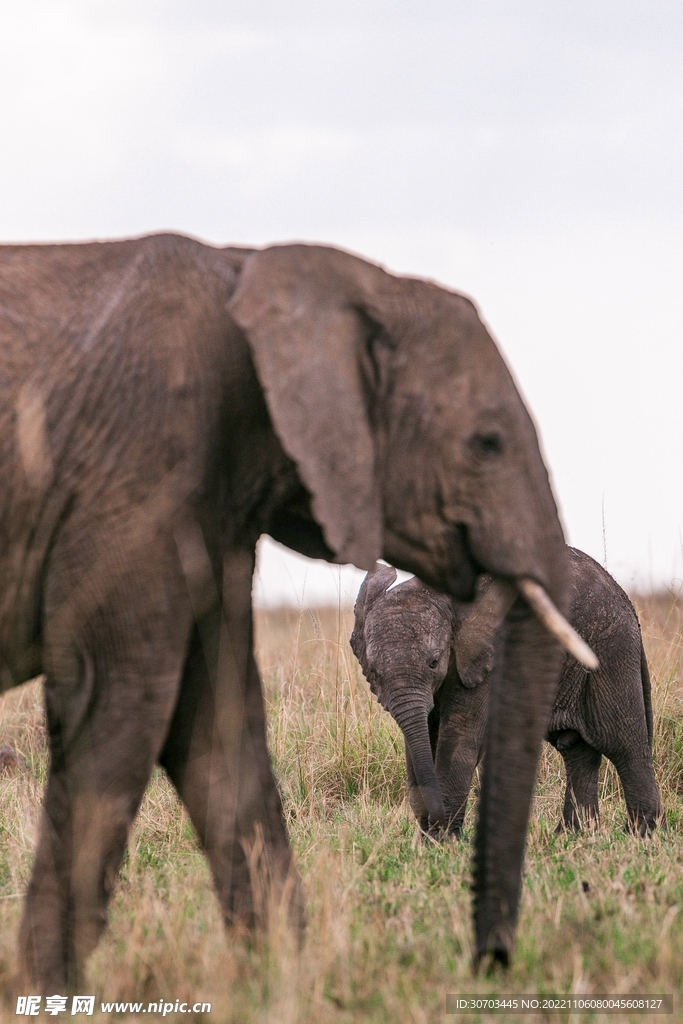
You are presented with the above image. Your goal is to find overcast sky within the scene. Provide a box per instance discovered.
[2,1,682,603]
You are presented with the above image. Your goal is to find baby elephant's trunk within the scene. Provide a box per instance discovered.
[391,699,446,831]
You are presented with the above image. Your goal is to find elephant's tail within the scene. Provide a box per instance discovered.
[640,640,654,750]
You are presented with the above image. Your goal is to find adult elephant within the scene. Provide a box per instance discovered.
[0,232,586,987]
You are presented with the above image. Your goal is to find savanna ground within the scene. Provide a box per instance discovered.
[0,592,682,1023]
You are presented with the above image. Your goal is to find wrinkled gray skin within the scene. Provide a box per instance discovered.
[0,233,568,986]
[352,550,662,839]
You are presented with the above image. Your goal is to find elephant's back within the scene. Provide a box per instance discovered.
[548,547,644,744]
[0,234,244,673]
[566,546,640,654]
[0,234,240,488]
[0,233,228,368]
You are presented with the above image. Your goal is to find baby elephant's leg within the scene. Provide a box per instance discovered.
[434,681,488,837]
[608,746,663,835]
[556,730,602,831]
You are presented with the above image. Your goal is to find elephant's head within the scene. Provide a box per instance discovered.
[351,565,513,834]
[228,243,593,964]
[351,563,454,830]
[229,244,564,596]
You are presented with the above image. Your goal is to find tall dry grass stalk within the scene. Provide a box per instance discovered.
[0,594,681,1021]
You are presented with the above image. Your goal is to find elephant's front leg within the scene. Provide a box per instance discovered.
[160,549,304,935]
[434,680,488,836]
[20,583,190,991]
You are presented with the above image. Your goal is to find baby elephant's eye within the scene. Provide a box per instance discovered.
[469,431,504,458]
[427,652,441,670]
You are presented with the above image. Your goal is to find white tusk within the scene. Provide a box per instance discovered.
[517,578,599,672]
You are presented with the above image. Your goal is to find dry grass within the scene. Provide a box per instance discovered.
[0,594,681,1022]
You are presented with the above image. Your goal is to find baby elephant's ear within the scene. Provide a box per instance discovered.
[455,636,496,690]
[228,244,388,569]
[350,563,397,670]
[454,578,516,688]
[358,562,397,611]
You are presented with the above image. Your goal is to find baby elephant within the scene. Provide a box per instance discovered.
[351,548,662,837]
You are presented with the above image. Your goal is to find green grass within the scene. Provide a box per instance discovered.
[0,595,682,1021]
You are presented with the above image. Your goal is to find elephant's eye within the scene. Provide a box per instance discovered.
[427,652,441,670]
[470,431,504,458]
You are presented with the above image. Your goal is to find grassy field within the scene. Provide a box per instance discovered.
[0,593,682,1022]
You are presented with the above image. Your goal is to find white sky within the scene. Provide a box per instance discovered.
[2,1,682,604]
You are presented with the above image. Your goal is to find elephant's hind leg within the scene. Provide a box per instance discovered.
[609,747,663,835]
[556,732,602,832]
[20,761,143,992]
[20,634,186,991]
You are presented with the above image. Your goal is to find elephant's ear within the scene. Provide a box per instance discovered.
[454,578,517,689]
[350,563,397,675]
[228,244,387,568]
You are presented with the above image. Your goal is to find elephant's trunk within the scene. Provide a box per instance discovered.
[391,697,446,830]
[472,611,564,966]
